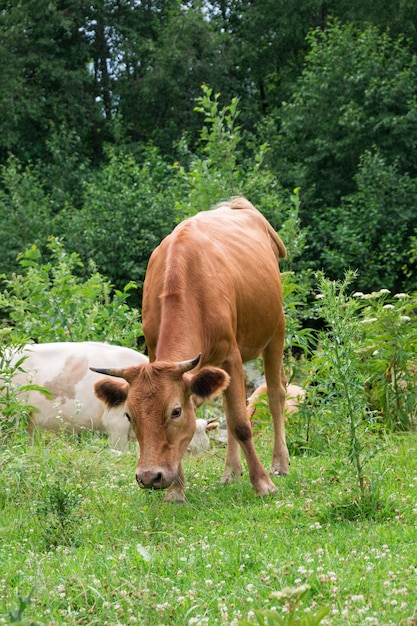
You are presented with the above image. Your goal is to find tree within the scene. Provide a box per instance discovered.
[59,148,178,303]
[0,157,53,278]
[270,20,417,290]
[0,0,100,164]
[321,151,417,292]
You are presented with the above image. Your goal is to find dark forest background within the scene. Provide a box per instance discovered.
[1,0,417,308]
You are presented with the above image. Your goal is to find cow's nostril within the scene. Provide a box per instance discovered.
[136,474,145,488]
[152,472,163,488]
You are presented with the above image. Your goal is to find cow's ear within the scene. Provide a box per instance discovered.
[188,367,230,401]
[94,378,129,407]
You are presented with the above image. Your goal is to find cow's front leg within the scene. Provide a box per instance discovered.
[221,395,243,484]
[221,426,243,484]
[164,464,186,503]
[222,354,277,496]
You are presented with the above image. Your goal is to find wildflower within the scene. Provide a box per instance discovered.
[352,292,364,298]
[394,293,409,298]
[382,304,395,310]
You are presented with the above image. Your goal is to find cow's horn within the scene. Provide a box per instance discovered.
[90,366,126,378]
[177,354,201,373]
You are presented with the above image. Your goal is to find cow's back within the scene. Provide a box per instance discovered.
[143,199,286,364]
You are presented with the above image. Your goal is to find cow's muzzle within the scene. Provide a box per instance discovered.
[135,469,174,490]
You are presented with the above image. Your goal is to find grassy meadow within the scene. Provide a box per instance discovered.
[1,424,417,626]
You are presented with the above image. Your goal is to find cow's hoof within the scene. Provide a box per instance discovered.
[270,461,289,476]
[254,476,278,496]
[271,467,288,477]
[221,466,242,485]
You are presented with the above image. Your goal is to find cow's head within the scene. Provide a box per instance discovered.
[91,355,230,491]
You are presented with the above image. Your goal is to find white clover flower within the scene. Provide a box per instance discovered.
[351,594,365,602]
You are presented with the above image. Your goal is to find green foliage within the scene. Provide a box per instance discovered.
[175,85,260,216]
[239,585,329,625]
[354,289,417,431]
[0,0,98,164]
[0,329,51,445]
[0,156,53,279]
[303,272,373,498]
[277,20,417,207]
[7,589,36,625]
[273,20,417,290]
[60,148,178,300]
[175,85,291,236]
[35,475,84,549]
[0,237,142,346]
[321,150,417,292]
[115,2,231,155]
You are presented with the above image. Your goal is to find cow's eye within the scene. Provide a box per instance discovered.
[171,406,182,419]
[125,412,131,423]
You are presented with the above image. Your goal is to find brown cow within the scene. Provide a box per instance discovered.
[92,197,288,502]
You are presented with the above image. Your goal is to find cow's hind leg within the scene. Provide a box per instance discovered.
[222,349,277,496]
[263,333,290,476]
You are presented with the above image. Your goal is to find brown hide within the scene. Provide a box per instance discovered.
[93,197,289,501]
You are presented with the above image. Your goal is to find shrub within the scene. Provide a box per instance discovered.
[0,237,142,347]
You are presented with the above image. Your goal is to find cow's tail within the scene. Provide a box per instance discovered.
[227,196,287,259]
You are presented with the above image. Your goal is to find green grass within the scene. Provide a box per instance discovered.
[1,427,417,625]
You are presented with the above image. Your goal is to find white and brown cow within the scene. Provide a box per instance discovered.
[8,342,147,450]
[247,383,306,420]
[92,197,289,501]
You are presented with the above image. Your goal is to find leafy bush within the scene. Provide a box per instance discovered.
[35,475,84,549]
[0,329,51,445]
[354,288,417,431]
[175,85,291,236]
[59,147,178,301]
[0,156,53,279]
[302,272,374,499]
[0,237,142,346]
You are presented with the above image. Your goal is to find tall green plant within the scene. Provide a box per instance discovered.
[0,237,142,346]
[307,271,375,497]
[175,84,289,230]
[354,289,417,431]
[0,329,51,444]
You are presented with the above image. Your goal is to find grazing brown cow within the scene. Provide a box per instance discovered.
[92,197,288,501]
